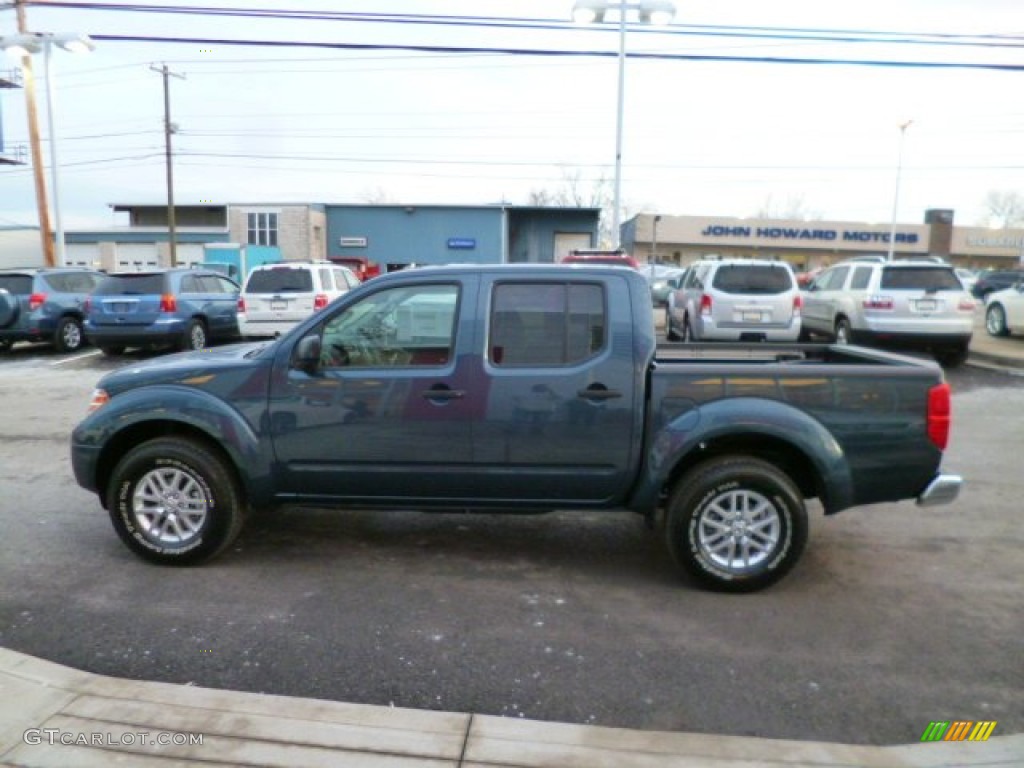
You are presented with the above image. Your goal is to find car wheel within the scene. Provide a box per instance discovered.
[181,318,207,351]
[99,345,125,356]
[107,436,246,565]
[0,339,11,353]
[664,456,807,592]
[53,316,84,353]
[797,326,814,342]
[665,308,681,341]
[985,304,1010,337]
[834,317,852,344]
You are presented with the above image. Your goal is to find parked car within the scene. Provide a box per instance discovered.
[801,258,975,366]
[954,268,978,294]
[84,268,241,354]
[72,265,961,592]
[666,258,802,342]
[561,249,639,269]
[648,266,686,306]
[984,283,1024,337]
[0,267,103,353]
[971,268,1024,300]
[238,261,361,338]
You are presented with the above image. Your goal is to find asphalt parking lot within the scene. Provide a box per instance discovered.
[0,341,1022,747]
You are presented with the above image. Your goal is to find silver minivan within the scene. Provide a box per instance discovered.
[801,259,975,366]
[667,259,802,342]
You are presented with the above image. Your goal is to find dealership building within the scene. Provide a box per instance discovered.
[622,210,1024,271]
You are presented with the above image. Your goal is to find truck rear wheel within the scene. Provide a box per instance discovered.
[665,456,807,592]
[106,436,245,565]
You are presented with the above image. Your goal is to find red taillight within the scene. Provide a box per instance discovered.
[957,298,976,312]
[29,292,46,311]
[927,382,951,450]
[863,295,894,311]
[159,293,177,313]
[699,293,712,316]
[793,294,802,317]
[237,297,246,314]
[313,293,329,311]
[83,297,92,313]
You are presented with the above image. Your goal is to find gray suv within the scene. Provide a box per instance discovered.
[801,259,975,366]
[0,267,104,353]
[666,258,802,342]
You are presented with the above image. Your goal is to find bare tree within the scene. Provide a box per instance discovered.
[359,186,397,204]
[527,167,616,245]
[980,190,1024,228]
[756,194,822,221]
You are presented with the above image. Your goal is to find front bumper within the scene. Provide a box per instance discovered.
[917,473,962,507]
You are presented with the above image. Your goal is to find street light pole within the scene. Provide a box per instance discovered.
[2,29,94,266]
[572,1,676,249]
[887,119,913,262]
[650,214,661,278]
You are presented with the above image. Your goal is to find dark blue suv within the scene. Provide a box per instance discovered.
[0,267,104,353]
[84,268,241,354]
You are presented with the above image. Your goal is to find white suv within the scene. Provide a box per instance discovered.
[801,258,975,366]
[666,258,802,342]
[238,261,360,338]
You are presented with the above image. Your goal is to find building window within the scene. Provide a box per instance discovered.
[247,212,278,246]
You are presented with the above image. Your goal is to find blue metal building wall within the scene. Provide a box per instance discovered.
[328,206,504,267]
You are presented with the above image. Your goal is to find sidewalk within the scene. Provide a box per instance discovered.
[2,648,1021,767]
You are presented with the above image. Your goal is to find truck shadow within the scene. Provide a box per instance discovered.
[235,506,680,586]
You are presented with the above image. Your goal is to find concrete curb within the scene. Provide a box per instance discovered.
[1,647,1021,767]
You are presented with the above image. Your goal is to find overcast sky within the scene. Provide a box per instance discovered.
[0,0,1021,231]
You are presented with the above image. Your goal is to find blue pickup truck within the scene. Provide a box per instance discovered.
[71,265,961,591]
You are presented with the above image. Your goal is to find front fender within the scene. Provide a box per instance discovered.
[71,385,275,506]
[629,397,854,515]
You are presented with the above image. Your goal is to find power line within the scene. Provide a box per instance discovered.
[86,35,1024,72]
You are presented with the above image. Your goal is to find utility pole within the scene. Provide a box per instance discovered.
[14,0,54,266]
[151,63,184,266]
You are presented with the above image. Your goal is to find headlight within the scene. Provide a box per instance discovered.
[87,388,110,413]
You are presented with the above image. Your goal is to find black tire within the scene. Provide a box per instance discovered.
[0,339,12,353]
[107,436,246,565]
[180,318,207,351]
[834,317,852,345]
[665,308,681,341]
[797,326,814,343]
[53,316,85,353]
[937,344,969,368]
[99,345,125,356]
[664,456,808,592]
[985,304,1010,337]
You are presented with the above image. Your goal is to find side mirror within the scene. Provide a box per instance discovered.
[292,334,321,374]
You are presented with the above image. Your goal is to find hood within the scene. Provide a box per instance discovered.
[98,341,274,396]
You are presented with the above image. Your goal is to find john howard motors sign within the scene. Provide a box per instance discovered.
[700,224,920,245]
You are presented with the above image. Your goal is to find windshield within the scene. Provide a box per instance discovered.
[0,275,33,294]
[880,267,962,291]
[246,268,314,293]
[712,264,794,295]
[94,273,166,295]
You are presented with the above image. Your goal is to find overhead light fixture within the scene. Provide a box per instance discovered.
[638,1,676,25]
[572,0,607,24]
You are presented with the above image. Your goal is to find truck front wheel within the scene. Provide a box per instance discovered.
[106,436,245,565]
[665,456,807,592]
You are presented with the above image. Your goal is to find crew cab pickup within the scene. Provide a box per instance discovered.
[71,265,961,591]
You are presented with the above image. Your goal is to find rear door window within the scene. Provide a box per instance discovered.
[880,267,962,291]
[712,264,794,295]
[490,282,606,367]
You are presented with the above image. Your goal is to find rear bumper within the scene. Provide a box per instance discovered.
[238,317,298,338]
[85,319,186,347]
[917,473,962,507]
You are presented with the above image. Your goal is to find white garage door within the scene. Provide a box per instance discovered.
[174,243,204,268]
[115,243,160,270]
[64,243,101,268]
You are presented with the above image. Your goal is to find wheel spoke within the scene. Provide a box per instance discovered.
[132,466,209,546]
